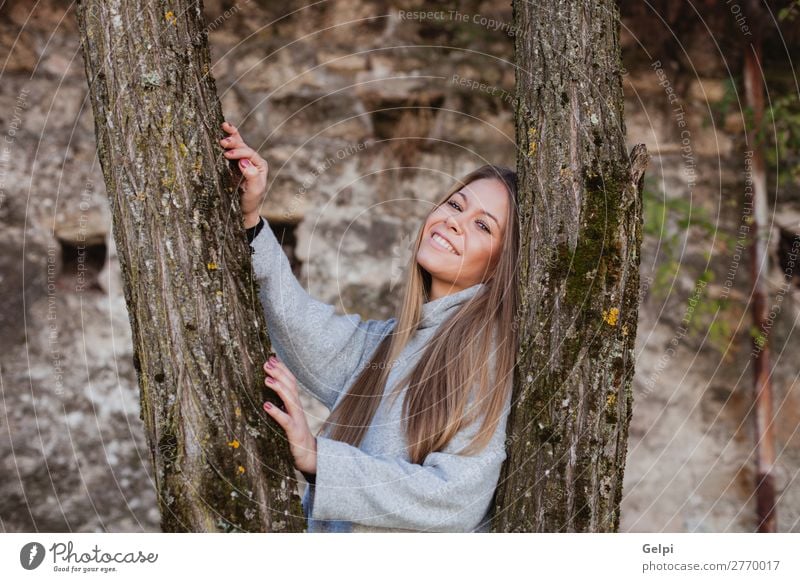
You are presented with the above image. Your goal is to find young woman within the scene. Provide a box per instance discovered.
[220,121,519,532]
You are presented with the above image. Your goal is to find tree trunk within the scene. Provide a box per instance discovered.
[75,0,304,532]
[493,0,649,531]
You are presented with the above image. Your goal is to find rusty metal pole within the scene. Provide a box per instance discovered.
[743,3,777,533]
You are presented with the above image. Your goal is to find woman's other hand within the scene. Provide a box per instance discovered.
[262,355,318,476]
[220,121,269,228]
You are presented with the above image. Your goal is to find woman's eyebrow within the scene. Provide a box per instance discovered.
[455,190,500,228]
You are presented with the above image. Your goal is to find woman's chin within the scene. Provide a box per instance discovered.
[416,249,452,276]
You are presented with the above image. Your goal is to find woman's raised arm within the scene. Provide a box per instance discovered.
[220,121,394,409]
[249,217,395,410]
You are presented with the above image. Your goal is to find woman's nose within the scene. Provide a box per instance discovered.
[445,214,462,233]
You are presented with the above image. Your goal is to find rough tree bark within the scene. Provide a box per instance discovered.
[493,0,649,531]
[75,0,305,532]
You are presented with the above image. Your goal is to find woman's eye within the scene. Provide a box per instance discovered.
[447,200,490,233]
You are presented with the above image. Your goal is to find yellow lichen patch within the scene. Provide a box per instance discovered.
[227,439,240,449]
[606,392,616,408]
[179,143,188,157]
[237,465,246,474]
[165,11,177,24]
[207,262,218,270]
[527,127,537,156]
[622,324,629,336]
[234,407,241,417]
[602,307,619,326]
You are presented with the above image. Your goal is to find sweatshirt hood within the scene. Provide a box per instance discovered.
[418,282,487,330]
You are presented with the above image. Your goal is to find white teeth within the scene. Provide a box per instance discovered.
[432,233,457,255]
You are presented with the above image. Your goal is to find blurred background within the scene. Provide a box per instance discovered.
[1,0,799,532]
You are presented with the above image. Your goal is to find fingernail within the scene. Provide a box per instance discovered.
[264,402,273,409]
[241,159,251,168]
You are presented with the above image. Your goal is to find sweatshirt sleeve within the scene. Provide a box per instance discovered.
[249,216,395,410]
[310,386,512,532]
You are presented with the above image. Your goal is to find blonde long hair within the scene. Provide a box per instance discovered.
[318,165,519,464]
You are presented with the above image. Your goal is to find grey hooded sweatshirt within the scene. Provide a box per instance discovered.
[248,217,511,532]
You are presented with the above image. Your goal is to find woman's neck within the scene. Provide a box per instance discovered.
[428,278,471,302]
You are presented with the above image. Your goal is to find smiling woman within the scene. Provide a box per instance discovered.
[318,165,520,471]
[418,177,511,300]
[231,120,520,531]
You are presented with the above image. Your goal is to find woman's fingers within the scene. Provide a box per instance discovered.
[264,377,300,416]
[219,122,268,178]
[220,123,255,152]
[220,135,242,149]
[259,355,316,473]
[263,400,291,428]
[222,121,239,136]
[219,124,257,156]
[223,146,267,174]
[223,146,257,160]
[263,359,301,415]
[263,357,296,388]
[264,373,293,403]
[220,131,245,149]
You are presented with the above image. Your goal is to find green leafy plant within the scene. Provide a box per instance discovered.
[642,177,738,355]
[778,0,800,22]
[761,94,800,187]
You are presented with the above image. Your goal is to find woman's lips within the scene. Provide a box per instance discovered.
[430,232,459,255]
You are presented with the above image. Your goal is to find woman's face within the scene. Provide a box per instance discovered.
[417,177,510,294]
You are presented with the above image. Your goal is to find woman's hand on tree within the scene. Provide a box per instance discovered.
[262,355,318,476]
[219,121,269,228]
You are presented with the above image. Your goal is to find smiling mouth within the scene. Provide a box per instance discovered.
[430,232,459,255]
